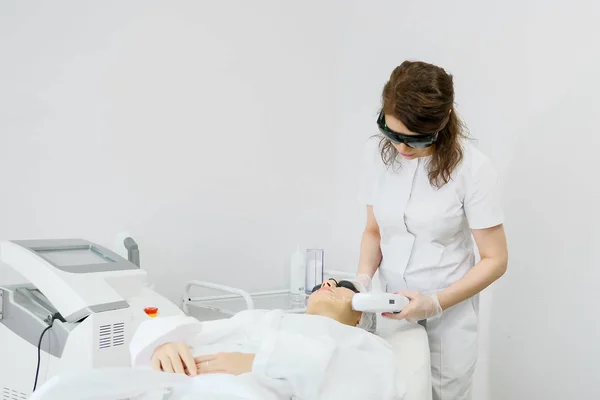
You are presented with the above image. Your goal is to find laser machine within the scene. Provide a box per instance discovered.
[0,238,182,398]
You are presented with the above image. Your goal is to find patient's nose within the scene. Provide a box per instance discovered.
[321,280,335,288]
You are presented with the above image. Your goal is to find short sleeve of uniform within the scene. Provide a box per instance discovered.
[358,138,380,206]
[464,156,504,230]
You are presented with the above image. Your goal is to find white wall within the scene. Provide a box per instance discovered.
[2,1,599,398]
[330,1,600,399]
[0,0,340,300]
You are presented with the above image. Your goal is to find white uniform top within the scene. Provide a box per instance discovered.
[361,138,504,294]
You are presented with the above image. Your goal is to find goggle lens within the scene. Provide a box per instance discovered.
[377,112,438,149]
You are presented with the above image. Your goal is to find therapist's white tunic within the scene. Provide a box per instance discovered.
[361,138,504,400]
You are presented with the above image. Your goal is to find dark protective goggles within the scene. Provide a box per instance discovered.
[377,111,438,149]
[310,279,360,294]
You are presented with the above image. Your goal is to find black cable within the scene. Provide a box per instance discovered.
[33,313,63,392]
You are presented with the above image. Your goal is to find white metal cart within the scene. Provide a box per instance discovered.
[182,269,355,319]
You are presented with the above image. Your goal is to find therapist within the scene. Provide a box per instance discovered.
[356,60,508,400]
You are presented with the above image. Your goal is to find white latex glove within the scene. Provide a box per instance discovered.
[353,274,373,292]
[382,291,443,323]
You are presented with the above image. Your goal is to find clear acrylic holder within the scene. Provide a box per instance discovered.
[305,248,324,295]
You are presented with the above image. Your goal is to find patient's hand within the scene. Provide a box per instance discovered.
[151,342,197,376]
[195,352,256,375]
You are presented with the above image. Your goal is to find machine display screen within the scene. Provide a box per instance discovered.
[37,247,115,267]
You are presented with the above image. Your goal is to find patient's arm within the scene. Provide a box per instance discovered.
[152,341,198,375]
[252,329,402,400]
[130,315,205,368]
[130,314,248,368]
[195,352,256,375]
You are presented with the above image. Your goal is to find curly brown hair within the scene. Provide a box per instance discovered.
[380,60,468,188]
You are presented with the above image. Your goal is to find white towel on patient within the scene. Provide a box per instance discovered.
[30,367,281,400]
[32,310,406,400]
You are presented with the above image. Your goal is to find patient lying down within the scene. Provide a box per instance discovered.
[147,279,372,375]
[34,280,405,400]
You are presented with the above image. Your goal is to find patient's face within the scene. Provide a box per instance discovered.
[306,279,362,327]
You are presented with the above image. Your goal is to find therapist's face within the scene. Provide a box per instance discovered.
[385,114,434,160]
[306,279,362,327]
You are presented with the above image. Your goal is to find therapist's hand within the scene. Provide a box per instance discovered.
[195,352,255,375]
[152,342,197,376]
[382,291,443,323]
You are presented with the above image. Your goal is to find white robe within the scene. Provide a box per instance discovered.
[32,310,406,400]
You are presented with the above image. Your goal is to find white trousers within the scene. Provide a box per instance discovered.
[420,296,479,400]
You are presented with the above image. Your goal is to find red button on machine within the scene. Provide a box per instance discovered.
[144,307,158,318]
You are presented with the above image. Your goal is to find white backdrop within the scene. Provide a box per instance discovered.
[1,1,599,399]
[0,0,339,298]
